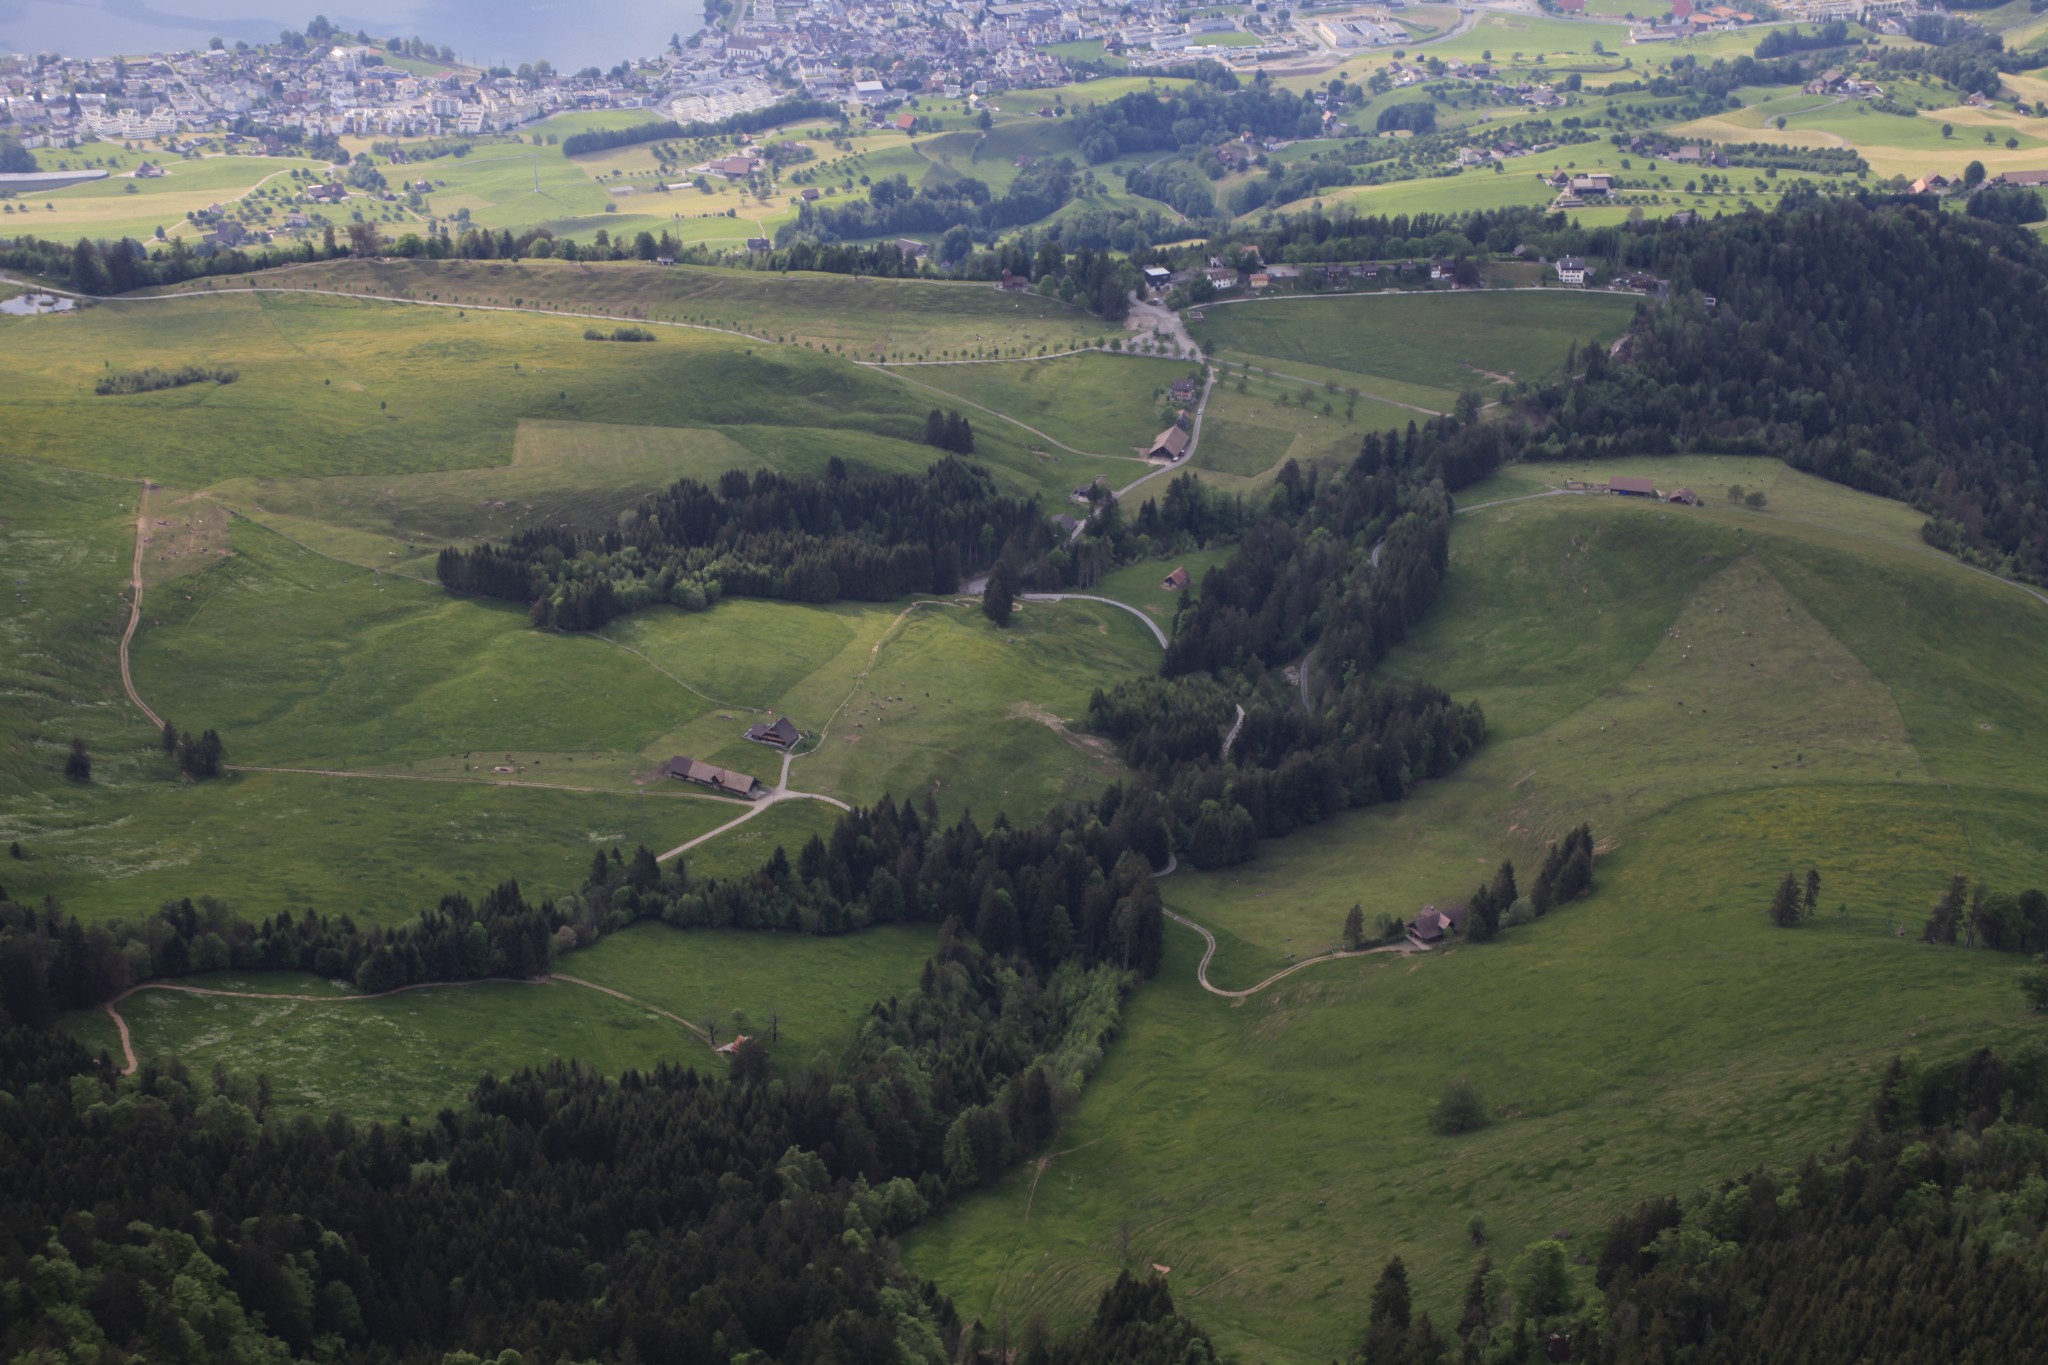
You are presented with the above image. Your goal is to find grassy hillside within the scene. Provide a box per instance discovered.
[0,282,1176,928]
[145,257,1120,359]
[905,457,2048,1362]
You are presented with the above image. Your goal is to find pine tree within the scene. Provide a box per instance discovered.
[1769,871,1803,928]
[160,719,179,755]
[1489,859,1517,911]
[983,559,1015,627]
[64,737,91,782]
[1361,1256,1412,1364]
[1343,903,1366,951]
[1923,875,1967,944]
[1804,868,1821,917]
[924,408,948,449]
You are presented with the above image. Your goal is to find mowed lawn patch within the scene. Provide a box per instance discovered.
[1190,291,1638,396]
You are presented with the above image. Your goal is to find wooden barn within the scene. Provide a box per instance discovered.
[665,757,767,800]
[745,716,801,748]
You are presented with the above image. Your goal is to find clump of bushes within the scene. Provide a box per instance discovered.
[94,365,238,395]
[582,326,657,342]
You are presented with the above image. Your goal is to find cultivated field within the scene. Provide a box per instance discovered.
[907,457,2048,1361]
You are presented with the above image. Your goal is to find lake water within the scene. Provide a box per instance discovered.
[0,0,699,71]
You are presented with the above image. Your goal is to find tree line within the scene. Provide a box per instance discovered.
[436,456,1042,630]
[93,365,238,396]
[1509,195,2048,584]
[557,99,842,157]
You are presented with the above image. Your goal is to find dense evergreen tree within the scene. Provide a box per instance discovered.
[982,559,1015,627]
[63,737,90,782]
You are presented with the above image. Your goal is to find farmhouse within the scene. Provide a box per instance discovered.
[665,756,768,800]
[894,238,929,260]
[1170,377,1199,403]
[1406,903,1469,948]
[1666,487,1700,506]
[1162,565,1191,591]
[1569,173,1613,197]
[1148,424,1191,462]
[746,715,802,748]
[1555,255,1589,286]
[1609,475,1659,498]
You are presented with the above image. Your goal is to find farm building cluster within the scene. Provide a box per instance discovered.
[663,714,803,800]
[1564,476,1699,504]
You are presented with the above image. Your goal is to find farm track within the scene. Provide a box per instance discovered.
[656,751,851,865]
[100,972,716,1077]
[1148,852,1420,998]
[118,485,165,730]
[1160,906,1421,1000]
[219,762,751,801]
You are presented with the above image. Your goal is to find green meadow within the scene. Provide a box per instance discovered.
[907,458,2048,1361]
[1193,290,1638,406]
[873,352,1196,456]
[150,257,1121,359]
[65,921,935,1119]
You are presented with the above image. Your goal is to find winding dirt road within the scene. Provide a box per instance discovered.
[1161,906,1419,1000]
[1019,592,1169,649]
[118,486,165,731]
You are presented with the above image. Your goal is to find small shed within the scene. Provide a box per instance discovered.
[1162,566,1191,591]
[1665,487,1699,506]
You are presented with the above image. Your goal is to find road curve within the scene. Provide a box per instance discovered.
[1161,906,1419,999]
[1019,592,1169,649]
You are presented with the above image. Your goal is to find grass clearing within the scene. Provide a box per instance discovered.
[875,352,1197,455]
[566,922,938,1068]
[1191,291,1639,397]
